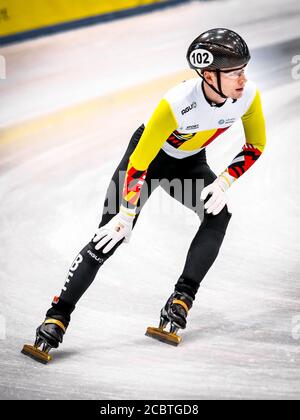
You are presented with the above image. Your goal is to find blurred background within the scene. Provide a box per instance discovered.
[0,0,299,400]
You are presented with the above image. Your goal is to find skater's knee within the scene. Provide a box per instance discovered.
[202,204,232,234]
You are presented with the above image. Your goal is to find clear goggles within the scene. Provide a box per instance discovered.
[219,65,247,79]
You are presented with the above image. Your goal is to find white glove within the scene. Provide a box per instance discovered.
[93,205,136,253]
[200,176,229,216]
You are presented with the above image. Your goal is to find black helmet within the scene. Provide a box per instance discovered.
[187,28,250,99]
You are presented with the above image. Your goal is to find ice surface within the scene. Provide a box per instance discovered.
[0,0,299,400]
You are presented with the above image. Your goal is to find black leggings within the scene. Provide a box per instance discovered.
[47,125,232,318]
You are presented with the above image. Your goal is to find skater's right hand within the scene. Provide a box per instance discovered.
[93,205,136,253]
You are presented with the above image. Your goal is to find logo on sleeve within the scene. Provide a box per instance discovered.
[181,102,197,115]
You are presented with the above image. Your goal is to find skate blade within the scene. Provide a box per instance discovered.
[145,327,181,346]
[21,345,52,364]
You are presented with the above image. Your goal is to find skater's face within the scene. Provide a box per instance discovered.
[204,65,248,100]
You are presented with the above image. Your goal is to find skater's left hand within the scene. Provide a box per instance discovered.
[93,206,136,253]
[200,177,229,216]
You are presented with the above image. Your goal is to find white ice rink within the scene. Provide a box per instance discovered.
[0,0,299,400]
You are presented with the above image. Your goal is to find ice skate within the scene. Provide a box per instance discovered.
[21,315,68,364]
[145,291,193,346]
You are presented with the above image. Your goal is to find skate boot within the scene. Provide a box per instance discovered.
[21,314,68,364]
[146,291,193,346]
